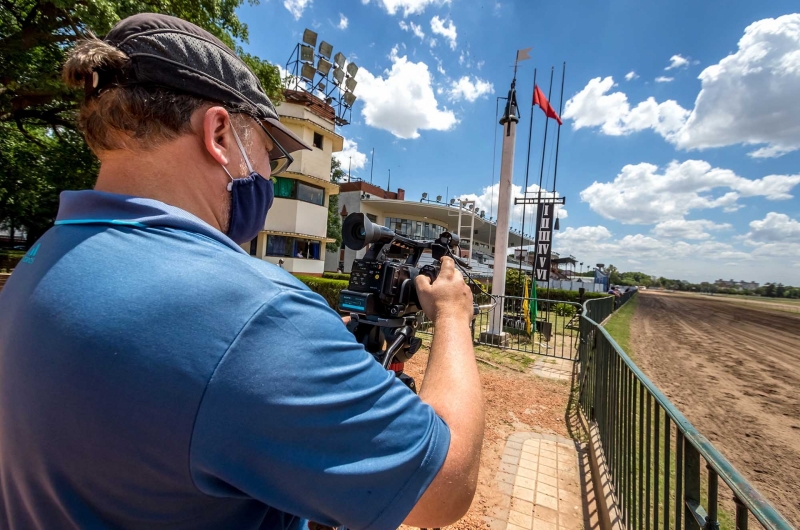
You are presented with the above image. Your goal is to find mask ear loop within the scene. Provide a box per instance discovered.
[221,121,255,192]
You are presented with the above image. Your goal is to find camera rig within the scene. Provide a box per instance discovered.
[338,213,470,392]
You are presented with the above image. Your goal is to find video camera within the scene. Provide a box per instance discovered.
[338,213,463,319]
[338,213,468,392]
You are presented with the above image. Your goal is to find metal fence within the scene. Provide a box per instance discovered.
[578,294,793,530]
[420,294,583,360]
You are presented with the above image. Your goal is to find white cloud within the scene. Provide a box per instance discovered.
[337,13,348,29]
[457,183,568,235]
[399,20,425,40]
[356,48,457,138]
[652,219,732,240]
[332,138,368,176]
[665,54,689,70]
[674,14,800,158]
[448,76,494,102]
[563,76,689,140]
[568,16,800,158]
[430,16,457,50]
[283,0,311,20]
[655,76,674,83]
[625,71,639,81]
[580,159,800,224]
[745,212,800,244]
[554,226,752,276]
[372,0,450,17]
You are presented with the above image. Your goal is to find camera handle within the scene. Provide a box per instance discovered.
[347,314,423,393]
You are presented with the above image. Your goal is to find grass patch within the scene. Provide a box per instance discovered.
[603,296,639,356]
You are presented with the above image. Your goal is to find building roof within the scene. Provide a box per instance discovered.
[283,90,335,122]
[339,180,405,200]
[358,198,535,247]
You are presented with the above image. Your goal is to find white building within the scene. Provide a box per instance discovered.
[327,180,534,278]
[241,90,342,276]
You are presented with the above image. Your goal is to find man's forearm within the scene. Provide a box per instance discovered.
[418,315,484,496]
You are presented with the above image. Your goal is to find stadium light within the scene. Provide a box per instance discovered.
[317,57,332,76]
[319,41,333,59]
[300,63,316,81]
[436,195,442,202]
[332,68,345,86]
[317,81,326,93]
[302,29,318,47]
[334,52,346,69]
[422,192,428,199]
[300,44,314,63]
[450,198,456,205]
[345,77,357,92]
[346,62,359,78]
[343,92,357,107]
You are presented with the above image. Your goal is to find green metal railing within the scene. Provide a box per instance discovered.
[578,294,794,530]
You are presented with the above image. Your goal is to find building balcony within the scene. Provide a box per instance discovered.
[266,197,329,239]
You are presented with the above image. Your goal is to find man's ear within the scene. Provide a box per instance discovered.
[202,106,233,166]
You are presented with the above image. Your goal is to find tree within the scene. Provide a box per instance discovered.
[776,283,786,298]
[606,264,621,285]
[326,158,344,252]
[1,0,283,246]
[763,283,777,297]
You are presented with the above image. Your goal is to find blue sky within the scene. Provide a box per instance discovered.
[237,0,800,284]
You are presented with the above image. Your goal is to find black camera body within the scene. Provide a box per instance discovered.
[338,213,460,319]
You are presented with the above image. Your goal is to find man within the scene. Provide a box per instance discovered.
[0,14,484,530]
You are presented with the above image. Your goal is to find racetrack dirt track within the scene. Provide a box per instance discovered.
[631,291,800,526]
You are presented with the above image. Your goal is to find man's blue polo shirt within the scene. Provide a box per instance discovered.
[0,191,450,530]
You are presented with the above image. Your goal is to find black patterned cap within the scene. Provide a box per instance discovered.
[99,13,310,155]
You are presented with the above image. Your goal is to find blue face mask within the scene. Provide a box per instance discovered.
[221,126,274,245]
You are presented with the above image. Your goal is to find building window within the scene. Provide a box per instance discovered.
[272,177,325,206]
[366,214,378,222]
[249,237,258,256]
[313,132,323,149]
[296,181,325,206]
[266,235,323,260]
[274,176,296,199]
[384,217,447,240]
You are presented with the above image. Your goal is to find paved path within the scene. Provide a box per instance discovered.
[484,432,597,530]
[531,358,574,381]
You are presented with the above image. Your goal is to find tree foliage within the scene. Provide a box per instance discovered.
[326,157,345,252]
[0,0,283,245]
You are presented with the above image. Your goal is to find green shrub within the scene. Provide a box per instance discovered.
[322,272,351,281]
[554,303,577,317]
[0,250,25,272]
[296,275,349,309]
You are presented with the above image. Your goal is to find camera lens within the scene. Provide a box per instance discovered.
[359,227,366,238]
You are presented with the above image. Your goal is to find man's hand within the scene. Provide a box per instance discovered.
[414,257,473,325]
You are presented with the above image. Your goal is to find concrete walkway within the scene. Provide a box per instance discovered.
[531,357,574,382]
[484,432,598,530]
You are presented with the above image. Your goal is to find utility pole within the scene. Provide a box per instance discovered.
[370,148,375,184]
[387,169,391,192]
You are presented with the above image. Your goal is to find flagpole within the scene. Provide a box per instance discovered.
[518,68,537,296]
[536,67,555,197]
[535,67,555,304]
[551,62,566,195]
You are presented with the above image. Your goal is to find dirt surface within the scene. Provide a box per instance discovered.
[631,291,800,526]
[399,345,574,529]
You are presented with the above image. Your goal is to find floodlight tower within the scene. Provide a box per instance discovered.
[285,29,359,127]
